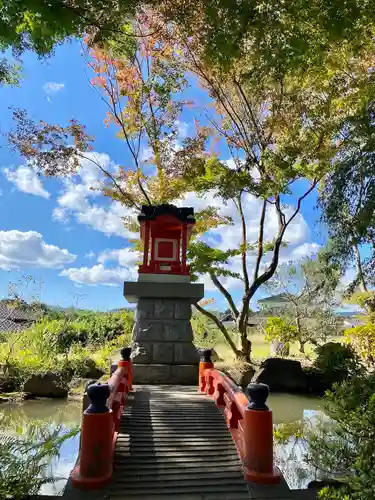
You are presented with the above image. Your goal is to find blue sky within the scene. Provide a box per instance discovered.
[0,40,330,311]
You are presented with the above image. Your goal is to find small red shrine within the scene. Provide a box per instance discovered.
[138,204,195,276]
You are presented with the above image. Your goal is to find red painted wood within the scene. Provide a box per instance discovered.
[138,211,193,275]
[200,368,281,485]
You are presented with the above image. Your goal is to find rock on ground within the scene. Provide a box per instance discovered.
[24,372,68,398]
[252,357,307,393]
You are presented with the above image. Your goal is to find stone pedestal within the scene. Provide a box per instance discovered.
[124,281,204,385]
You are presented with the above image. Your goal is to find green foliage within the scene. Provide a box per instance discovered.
[0,0,137,58]
[345,321,375,367]
[50,310,134,352]
[0,421,78,498]
[313,342,361,374]
[266,252,341,351]
[165,0,375,76]
[2,0,375,85]
[345,291,375,314]
[319,105,375,293]
[264,317,298,344]
[274,421,305,445]
[307,374,375,500]
[273,373,375,499]
[191,312,222,348]
[188,241,241,281]
[0,310,133,389]
[0,57,20,85]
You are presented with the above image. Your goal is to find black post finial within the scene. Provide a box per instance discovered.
[201,349,212,362]
[247,383,270,410]
[120,346,132,361]
[86,383,111,414]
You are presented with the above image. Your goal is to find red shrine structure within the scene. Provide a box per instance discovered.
[138,204,195,278]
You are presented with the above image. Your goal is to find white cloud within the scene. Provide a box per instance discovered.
[76,202,136,238]
[53,152,137,239]
[0,230,76,270]
[289,242,321,260]
[179,190,308,251]
[140,146,153,163]
[98,247,140,267]
[62,247,140,286]
[85,251,96,259]
[43,81,65,95]
[176,190,318,293]
[52,152,318,291]
[4,166,50,199]
[60,264,136,286]
[52,207,69,223]
[176,120,189,139]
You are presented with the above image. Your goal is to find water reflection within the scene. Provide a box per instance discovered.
[269,393,324,489]
[0,399,82,495]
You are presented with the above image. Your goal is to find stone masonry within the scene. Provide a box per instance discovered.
[131,297,199,384]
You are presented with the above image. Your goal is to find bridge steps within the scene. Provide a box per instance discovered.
[108,386,251,499]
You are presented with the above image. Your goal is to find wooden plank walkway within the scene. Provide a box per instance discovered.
[108,386,250,499]
[107,386,296,500]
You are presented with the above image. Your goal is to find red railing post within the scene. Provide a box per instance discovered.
[206,373,215,396]
[243,383,281,484]
[71,383,114,490]
[214,382,226,407]
[118,346,132,398]
[198,349,214,392]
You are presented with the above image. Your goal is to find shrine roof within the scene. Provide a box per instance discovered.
[138,204,195,223]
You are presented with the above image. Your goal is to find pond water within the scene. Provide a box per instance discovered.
[269,393,324,489]
[0,398,82,496]
[0,393,323,495]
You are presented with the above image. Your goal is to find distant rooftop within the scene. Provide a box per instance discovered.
[0,302,39,333]
[257,293,292,303]
[0,302,38,321]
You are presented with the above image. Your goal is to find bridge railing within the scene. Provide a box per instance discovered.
[199,349,281,485]
[71,347,133,490]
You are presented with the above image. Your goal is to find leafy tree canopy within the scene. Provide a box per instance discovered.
[2,0,375,86]
[319,105,375,294]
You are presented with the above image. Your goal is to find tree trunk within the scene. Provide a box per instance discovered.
[353,242,368,292]
[299,340,306,354]
[237,334,251,362]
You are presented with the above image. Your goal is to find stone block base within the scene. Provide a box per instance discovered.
[132,364,198,385]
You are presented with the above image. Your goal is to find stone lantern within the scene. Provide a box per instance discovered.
[123,204,204,385]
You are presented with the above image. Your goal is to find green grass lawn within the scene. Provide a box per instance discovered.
[213,333,345,364]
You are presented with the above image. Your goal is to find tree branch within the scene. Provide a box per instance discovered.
[253,199,267,281]
[194,303,238,356]
[79,153,141,210]
[233,78,265,150]
[238,179,319,331]
[238,193,250,292]
[209,273,239,318]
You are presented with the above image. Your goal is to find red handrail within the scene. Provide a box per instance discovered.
[71,352,132,490]
[108,366,129,433]
[199,356,281,485]
[202,368,248,458]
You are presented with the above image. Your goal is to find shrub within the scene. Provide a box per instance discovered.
[191,313,222,348]
[308,374,375,500]
[0,420,78,498]
[264,317,297,356]
[345,320,375,367]
[0,311,133,389]
[313,342,361,374]
[274,374,375,499]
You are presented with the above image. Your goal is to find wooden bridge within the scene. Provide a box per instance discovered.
[64,349,315,500]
